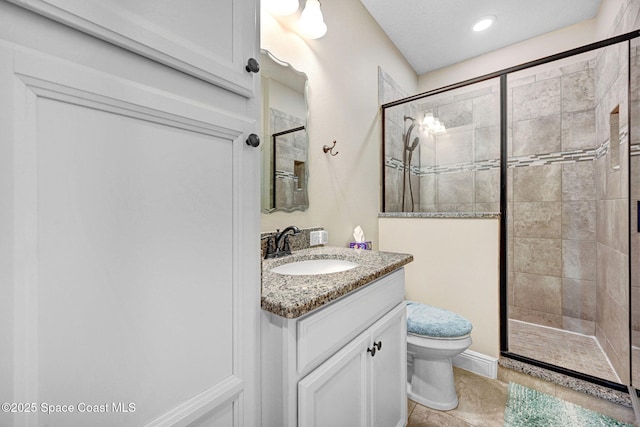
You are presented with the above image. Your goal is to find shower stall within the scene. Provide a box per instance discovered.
[381,29,640,392]
[505,41,629,385]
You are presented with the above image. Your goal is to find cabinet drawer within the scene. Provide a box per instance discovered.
[296,269,405,374]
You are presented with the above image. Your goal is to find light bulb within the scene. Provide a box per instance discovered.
[299,0,327,39]
[266,0,299,16]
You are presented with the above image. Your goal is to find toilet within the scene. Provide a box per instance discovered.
[406,301,473,410]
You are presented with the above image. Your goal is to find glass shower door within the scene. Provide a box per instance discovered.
[506,40,630,385]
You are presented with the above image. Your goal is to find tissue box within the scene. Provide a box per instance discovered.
[349,241,372,250]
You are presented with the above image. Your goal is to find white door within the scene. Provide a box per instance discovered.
[0,4,259,425]
[298,334,370,427]
[370,304,407,427]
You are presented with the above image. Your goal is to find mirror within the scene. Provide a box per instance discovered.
[260,49,309,213]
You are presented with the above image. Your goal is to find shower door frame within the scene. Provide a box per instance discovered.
[499,30,638,393]
[381,29,640,393]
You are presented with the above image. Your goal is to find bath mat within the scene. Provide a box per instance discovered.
[503,382,633,427]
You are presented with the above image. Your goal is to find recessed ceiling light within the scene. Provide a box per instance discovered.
[473,15,496,32]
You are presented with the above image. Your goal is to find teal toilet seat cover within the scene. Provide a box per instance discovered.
[406,301,473,338]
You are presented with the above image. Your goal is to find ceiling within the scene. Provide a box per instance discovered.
[359,0,602,75]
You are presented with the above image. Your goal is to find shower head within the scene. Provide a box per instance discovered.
[403,116,421,152]
[408,136,420,152]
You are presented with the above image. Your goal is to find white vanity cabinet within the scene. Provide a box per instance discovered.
[262,269,407,427]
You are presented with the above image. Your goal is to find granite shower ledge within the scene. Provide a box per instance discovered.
[261,247,413,319]
[379,212,501,219]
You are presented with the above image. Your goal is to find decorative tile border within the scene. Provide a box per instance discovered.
[384,128,637,176]
[275,170,296,180]
[509,146,601,169]
[385,156,421,175]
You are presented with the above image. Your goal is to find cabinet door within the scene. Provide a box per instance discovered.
[298,333,370,427]
[369,303,407,427]
[8,0,258,97]
[0,45,259,427]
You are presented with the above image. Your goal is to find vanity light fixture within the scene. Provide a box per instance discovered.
[472,15,496,32]
[265,0,300,16]
[299,0,327,39]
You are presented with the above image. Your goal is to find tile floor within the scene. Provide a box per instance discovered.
[407,367,636,426]
[508,319,619,383]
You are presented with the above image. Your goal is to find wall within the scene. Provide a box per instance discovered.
[417,0,634,92]
[379,218,501,358]
[260,1,417,247]
[593,0,640,384]
[417,20,597,93]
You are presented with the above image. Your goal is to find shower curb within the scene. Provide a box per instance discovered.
[499,357,632,407]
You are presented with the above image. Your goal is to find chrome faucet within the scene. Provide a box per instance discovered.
[264,226,300,259]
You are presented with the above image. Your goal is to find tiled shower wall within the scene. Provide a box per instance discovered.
[508,54,599,336]
[380,69,421,212]
[382,77,501,213]
[618,1,640,388]
[594,40,630,384]
[417,81,501,213]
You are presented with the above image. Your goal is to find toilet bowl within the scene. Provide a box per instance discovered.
[406,301,472,410]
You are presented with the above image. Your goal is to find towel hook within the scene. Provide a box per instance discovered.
[323,140,339,156]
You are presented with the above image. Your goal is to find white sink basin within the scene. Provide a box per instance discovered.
[270,259,358,275]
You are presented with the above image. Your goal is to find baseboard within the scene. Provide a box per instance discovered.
[453,349,498,379]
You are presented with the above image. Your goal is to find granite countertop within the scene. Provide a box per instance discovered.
[261,246,413,319]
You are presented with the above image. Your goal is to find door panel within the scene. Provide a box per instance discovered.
[298,334,369,427]
[9,0,257,97]
[37,99,233,425]
[370,304,407,427]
